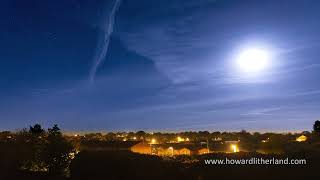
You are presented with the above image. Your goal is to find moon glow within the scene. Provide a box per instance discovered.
[236,48,270,73]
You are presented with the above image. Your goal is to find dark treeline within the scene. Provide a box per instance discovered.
[0,124,76,179]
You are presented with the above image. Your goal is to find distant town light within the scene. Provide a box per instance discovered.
[213,137,222,141]
[133,136,137,140]
[261,137,270,143]
[186,138,190,141]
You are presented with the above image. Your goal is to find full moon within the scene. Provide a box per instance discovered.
[236,48,270,73]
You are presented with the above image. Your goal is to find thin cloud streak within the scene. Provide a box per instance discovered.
[240,107,282,116]
[89,0,122,83]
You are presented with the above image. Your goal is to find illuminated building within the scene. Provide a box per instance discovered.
[296,135,307,142]
[130,142,152,154]
[177,136,185,142]
[198,148,210,154]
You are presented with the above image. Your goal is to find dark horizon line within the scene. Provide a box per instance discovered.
[1,127,311,135]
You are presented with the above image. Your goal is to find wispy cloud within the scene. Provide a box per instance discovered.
[89,0,122,83]
[289,90,320,97]
[240,107,282,116]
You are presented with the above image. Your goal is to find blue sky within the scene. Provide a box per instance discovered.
[1,0,320,132]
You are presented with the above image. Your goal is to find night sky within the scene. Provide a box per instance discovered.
[1,0,320,132]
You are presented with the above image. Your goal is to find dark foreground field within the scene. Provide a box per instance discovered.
[1,150,320,180]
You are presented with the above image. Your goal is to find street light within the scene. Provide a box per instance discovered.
[151,138,157,144]
[168,147,174,156]
[230,144,239,153]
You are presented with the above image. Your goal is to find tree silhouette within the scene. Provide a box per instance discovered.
[19,124,75,177]
[20,124,47,172]
[29,124,44,135]
[314,120,320,134]
[136,131,146,140]
[44,124,75,177]
[48,124,61,136]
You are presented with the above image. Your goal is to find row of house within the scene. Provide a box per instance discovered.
[130,141,231,156]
